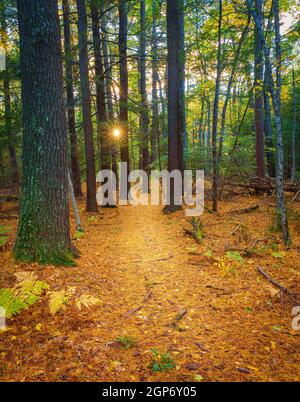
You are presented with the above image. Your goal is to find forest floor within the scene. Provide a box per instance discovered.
[0,190,300,382]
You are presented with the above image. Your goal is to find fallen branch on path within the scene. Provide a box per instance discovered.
[228,204,259,216]
[123,306,143,318]
[257,267,300,304]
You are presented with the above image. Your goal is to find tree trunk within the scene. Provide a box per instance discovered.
[91,0,109,172]
[254,0,265,178]
[62,0,83,197]
[291,68,296,183]
[139,0,149,173]
[0,2,18,184]
[151,0,159,164]
[76,0,98,212]
[212,0,222,212]
[14,0,74,265]
[118,0,130,198]
[264,59,276,178]
[165,0,184,212]
[247,0,290,246]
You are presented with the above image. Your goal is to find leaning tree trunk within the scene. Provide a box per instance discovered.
[247,0,290,246]
[254,0,265,178]
[76,0,98,212]
[62,0,83,197]
[14,0,74,265]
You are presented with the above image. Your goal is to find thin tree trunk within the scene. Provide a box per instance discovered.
[264,59,276,178]
[76,0,98,212]
[219,19,249,162]
[139,0,149,173]
[62,0,83,197]
[212,0,222,212]
[247,0,290,246]
[68,170,83,232]
[151,0,159,164]
[91,0,109,172]
[119,0,130,198]
[15,0,74,265]
[254,0,265,178]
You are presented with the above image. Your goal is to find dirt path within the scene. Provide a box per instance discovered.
[0,201,299,382]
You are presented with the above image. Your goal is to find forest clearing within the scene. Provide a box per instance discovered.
[0,0,300,386]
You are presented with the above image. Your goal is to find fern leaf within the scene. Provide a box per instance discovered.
[0,289,27,318]
[76,294,102,311]
[48,290,70,315]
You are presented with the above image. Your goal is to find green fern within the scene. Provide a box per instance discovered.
[13,271,49,306]
[0,288,27,318]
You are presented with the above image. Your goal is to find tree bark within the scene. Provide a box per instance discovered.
[76,0,98,212]
[139,0,150,173]
[247,0,290,246]
[14,0,74,265]
[254,0,265,178]
[212,0,222,212]
[151,0,159,164]
[62,0,83,197]
[291,68,296,183]
[118,0,130,194]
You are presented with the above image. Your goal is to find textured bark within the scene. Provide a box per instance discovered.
[165,0,183,211]
[139,0,150,173]
[14,0,74,265]
[118,0,130,172]
[76,0,98,212]
[62,0,83,197]
[91,0,109,171]
[151,0,159,164]
[212,0,222,212]
[247,0,290,246]
[0,2,19,184]
[291,69,296,183]
[254,0,265,178]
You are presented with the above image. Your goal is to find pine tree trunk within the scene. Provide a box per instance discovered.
[62,0,83,197]
[291,68,296,183]
[14,0,74,265]
[264,59,276,178]
[165,0,183,211]
[76,0,98,212]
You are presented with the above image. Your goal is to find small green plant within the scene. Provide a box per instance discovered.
[115,336,137,349]
[150,349,176,373]
[225,251,243,262]
[73,230,85,240]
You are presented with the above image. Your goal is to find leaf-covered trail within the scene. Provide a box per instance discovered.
[0,199,300,382]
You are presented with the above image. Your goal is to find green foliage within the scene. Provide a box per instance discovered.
[115,336,137,349]
[0,271,48,318]
[225,251,243,262]
[74,230,85,240]
[150,349,176,373]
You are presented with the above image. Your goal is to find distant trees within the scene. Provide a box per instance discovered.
[14,0,74,265]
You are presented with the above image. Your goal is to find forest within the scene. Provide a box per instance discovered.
[0,0,299,384]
